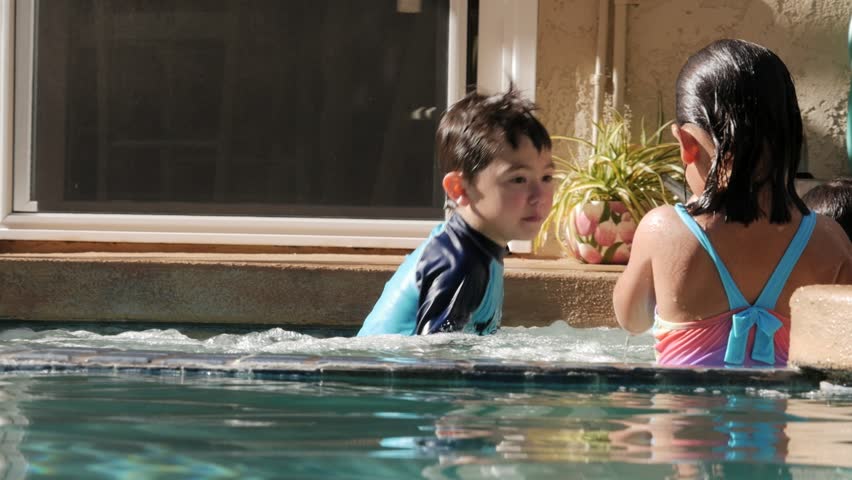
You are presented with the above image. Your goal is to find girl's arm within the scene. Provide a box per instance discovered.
[612,210,663,333]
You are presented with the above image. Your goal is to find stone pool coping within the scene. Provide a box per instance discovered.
[0,252,621,328]
[0,345,837,391]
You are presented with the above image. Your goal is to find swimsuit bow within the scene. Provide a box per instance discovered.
[724,306,783,365]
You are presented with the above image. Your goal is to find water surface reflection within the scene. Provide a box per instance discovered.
[0,374,850,479]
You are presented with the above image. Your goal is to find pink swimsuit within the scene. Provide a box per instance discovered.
[655,308,791,367]
[653,204,815,368]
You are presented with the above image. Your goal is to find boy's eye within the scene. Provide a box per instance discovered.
[543,174,554,183]
[510,176,527,184]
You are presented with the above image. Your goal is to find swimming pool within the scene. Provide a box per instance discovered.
[0,321,656,363]
[0,322,850,479]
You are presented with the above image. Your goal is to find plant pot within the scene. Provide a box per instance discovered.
[564,200,636,265]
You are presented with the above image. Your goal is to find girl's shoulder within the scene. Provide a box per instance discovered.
[636,204,682,228]
[631,204,694,251]
[635,204,695,237]
[809,214,852,252]
[802,214,852,283]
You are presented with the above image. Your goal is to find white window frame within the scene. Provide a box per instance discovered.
[0,0,538,249]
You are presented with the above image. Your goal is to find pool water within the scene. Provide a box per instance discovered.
[0,321,656,363]
[1,373,852,479]
[2,322,851,478]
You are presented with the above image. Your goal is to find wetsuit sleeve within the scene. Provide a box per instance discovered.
[414,256,488,335]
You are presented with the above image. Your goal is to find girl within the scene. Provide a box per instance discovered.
[613,39,852,367]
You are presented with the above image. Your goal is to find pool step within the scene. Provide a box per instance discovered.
[0,253,622,328]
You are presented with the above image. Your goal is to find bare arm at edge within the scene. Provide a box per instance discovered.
[612,208,666,334]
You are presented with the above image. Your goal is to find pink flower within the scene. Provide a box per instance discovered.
[611,243,631,264]
[577,243,603,264]
[594,220,618,247]
[617,213,636,244]
[574,210,597,236]
[583,201,606,220]
[575,202,605,236]
[610,202,628,215]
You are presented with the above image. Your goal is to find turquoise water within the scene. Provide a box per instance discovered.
[1,373,852,479]
[2,323,852,478]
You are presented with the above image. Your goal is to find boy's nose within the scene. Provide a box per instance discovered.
[528,181,544,204]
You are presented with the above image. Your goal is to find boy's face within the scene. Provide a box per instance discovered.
[457,135,555,246]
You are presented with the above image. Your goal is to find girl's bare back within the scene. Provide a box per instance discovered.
[648,205,852,324]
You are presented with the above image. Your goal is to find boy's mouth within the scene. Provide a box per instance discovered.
[522,215,543,223]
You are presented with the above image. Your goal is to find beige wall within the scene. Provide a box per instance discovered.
[536,0,852,179]
[536,0,599,165]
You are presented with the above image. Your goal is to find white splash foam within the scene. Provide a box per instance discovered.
[0,322,656,363]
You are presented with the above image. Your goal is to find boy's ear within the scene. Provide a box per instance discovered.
[442,171,469,206]
[672,124,701,165]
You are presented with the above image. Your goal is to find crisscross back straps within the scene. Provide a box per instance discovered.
[674,204,748,309]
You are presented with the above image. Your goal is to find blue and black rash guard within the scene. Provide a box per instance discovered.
[357,213,507,336]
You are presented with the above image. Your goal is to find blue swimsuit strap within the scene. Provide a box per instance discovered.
[674,204,817,310]
[753,210,816,308]
[673,204,748,310]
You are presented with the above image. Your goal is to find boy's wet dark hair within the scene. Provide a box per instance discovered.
[436,87,551,179]
[802,178,852,242]
[675,39,808,224]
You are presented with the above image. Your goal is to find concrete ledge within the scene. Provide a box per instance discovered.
[789,285,852,372]
[0,253,621,328]
[0,346,820,390]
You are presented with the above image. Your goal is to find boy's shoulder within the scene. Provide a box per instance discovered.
[436,215,505,257]
[420,223,491,271]
[418,231,465,273]
[417,215,504,281]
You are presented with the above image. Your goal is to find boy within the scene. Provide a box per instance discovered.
[357,88,555,336]
[802,177,852,242]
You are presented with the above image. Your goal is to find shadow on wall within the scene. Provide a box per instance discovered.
[623,0,851,178]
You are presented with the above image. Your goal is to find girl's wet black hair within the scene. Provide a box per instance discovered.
[437,86,551,178]
[675,39,808,224]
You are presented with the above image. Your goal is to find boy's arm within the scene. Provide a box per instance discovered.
[612,209,661,334]
[415,259,487,335]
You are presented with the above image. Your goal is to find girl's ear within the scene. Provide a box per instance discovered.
[442,171,469,206]
[672,124,701,165]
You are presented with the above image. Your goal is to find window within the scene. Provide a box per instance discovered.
[2,0,538,248]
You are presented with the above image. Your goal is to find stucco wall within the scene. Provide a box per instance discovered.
[536,0,599,164]
[537,0,852,178]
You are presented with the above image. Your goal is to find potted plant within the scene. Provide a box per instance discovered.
[534,108,684,264]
